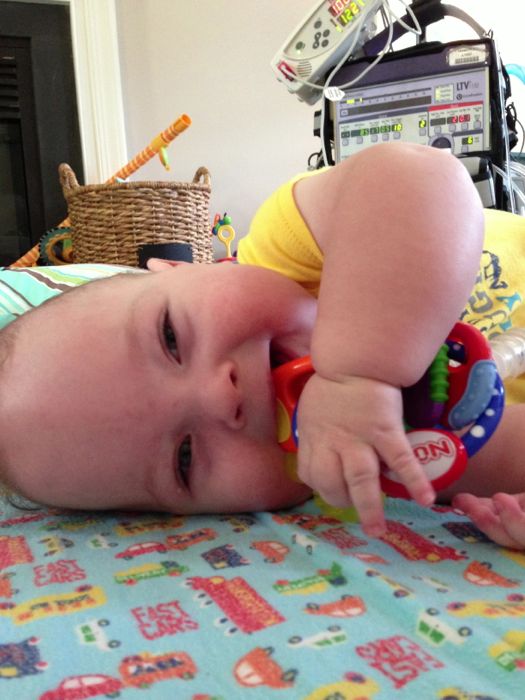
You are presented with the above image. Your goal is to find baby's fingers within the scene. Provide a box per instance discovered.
[379,432,435,506]
[298,443,385,538]
[453,493,524,549]
[493,493,525,548]
[339,443,386,537]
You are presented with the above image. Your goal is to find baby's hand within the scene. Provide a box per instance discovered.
[296,374,435,537]
[452,492,525,550]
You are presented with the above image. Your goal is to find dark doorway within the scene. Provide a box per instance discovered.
[0,1,83,265]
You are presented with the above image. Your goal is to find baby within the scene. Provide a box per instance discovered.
[1,143,525,549]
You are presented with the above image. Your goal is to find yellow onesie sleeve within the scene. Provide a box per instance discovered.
[237,172,323,297]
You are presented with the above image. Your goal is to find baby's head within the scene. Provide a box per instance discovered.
[0,263,315,513]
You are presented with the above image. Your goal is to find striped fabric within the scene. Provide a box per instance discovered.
[0,264,144,330]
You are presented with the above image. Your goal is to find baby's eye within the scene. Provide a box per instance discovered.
[163,313,180,362]
[178,436,192,487]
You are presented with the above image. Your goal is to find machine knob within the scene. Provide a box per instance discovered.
[431,135,453,150]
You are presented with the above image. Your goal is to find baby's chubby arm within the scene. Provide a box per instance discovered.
[293,143,484,536]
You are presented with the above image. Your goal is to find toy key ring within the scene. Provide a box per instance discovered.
[380,322,504,497]
[272,321,505,501]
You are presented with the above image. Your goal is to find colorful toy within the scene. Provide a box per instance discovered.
[273,321,505,502]
[212,213,237,262]
[38,227,74,265]
[11,114,192,268]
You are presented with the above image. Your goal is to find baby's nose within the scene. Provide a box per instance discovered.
[206,360,245,430]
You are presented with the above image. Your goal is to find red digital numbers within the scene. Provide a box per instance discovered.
[329,0,350,17]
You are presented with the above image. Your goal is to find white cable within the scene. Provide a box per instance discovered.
[279,1,414,101]
[317,2,386,165]
[442,4,486,38]
[320,6,372,162]
[279,1,426,166]
[509,163,525,208]
[512,183,525,209]
[508,162,525,210]
[278,1,382,93]
[333,5,395,90]
[320,0,422,163]
[492,162,513,198]
[387,0,422,37]
[321,3,395,165]
[321,2,391,160]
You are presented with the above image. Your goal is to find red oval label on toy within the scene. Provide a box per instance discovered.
[380,429,468,498]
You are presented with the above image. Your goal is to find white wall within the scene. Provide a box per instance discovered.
[114,0,525,243]
[115,0,317,244]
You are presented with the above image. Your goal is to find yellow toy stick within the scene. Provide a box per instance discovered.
[109,114,191,182]
[10,114,192,268]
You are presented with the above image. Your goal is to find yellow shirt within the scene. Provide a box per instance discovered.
[238,173,525,403]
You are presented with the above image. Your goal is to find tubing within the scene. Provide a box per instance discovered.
[490,328,525,379]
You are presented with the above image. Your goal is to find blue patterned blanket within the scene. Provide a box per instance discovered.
[1,497,524,699]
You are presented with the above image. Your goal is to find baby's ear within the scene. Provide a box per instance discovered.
[146,258,184,272]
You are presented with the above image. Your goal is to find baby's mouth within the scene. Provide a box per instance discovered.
[269,340,295,369]
[270,330,312,370]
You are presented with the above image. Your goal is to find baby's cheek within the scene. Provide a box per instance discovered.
[232,453,312,510]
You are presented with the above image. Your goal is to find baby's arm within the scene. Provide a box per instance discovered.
[293,143,484,536]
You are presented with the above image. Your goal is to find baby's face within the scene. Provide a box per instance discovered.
[1,264,315,512]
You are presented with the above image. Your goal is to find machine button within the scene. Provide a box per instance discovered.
[434,126,442,134]
[356,136,364,144]
[382,133,390,141]
[371,134,378,142]
[393,131,401,139]
[449,124,456,132]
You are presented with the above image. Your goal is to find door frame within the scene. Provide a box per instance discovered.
[69,0,128,183]
[7,0,127,183]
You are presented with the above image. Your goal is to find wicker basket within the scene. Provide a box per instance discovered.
[59,163,213,266]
